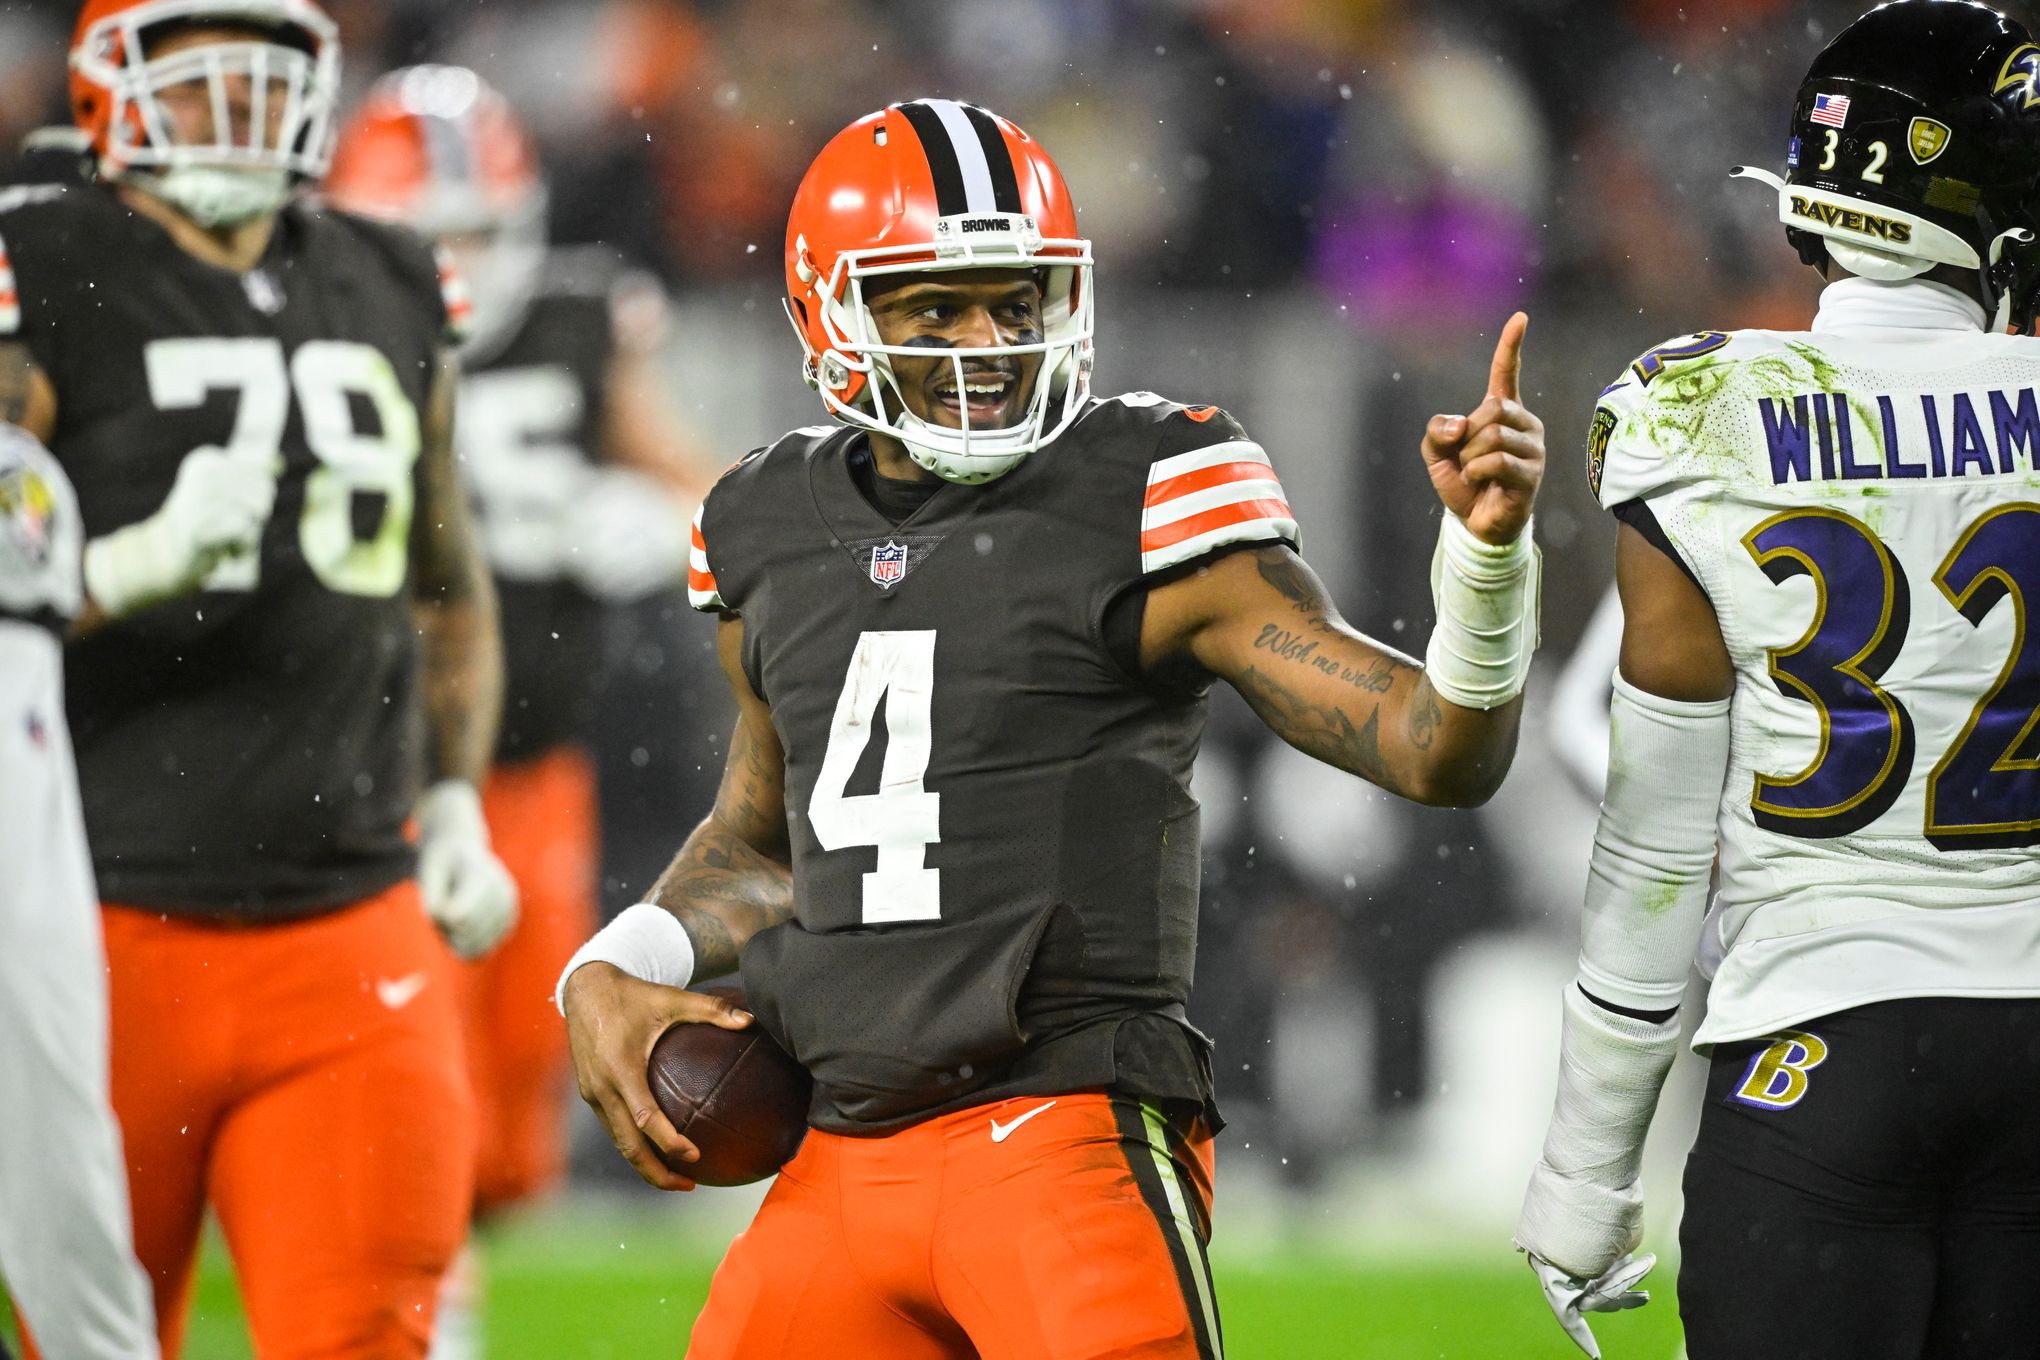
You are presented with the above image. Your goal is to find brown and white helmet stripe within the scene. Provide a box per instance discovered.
[892,98,1024,217]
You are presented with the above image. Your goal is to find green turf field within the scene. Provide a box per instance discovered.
[2,1203,1686,1358]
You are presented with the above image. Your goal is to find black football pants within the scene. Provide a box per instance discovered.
[1679,997,2040,1360]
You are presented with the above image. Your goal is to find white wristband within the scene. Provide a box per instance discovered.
[553,903,697,1015]
[1424,512,1541,710]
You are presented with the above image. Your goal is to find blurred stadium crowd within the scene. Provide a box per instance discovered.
[0,0,1871,1203]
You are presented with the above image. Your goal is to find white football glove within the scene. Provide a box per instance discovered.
[1525,1250,1656,1359]
[82,446,279,618]
[562,468,690,602]
[416,779,518,959]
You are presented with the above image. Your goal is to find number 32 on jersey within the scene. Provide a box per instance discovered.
[1745,503,2040,848]
[809,630,943,924]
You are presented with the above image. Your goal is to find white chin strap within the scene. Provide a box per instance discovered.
[872,350,1046,485]
[134,165,293,227]
[1730,165,1978,280]
[898,420,1032,485]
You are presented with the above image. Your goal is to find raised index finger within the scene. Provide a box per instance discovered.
[1487,311,1529,403]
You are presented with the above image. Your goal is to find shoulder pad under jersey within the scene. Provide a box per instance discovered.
[1089,392,1299,575]
[0,184,75,339]
[686,430,827,612]
[1590,328,1810,509]
[307,204,468,348]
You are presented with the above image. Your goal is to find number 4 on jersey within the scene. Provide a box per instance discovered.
[808,630,943,923]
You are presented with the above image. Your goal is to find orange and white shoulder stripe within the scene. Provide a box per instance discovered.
[0,227,19,335]
[687,500,724,610]
[1140,438,1297,574]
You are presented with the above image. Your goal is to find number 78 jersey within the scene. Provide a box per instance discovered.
[1592,308,2040,1047]
[0,184,457,917]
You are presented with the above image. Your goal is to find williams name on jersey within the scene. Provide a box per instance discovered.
[691,393,1296,1133]
[1590,289,2040,1048]
[0,182,457,916]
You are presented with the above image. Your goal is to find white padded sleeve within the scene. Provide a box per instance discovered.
[1576,671,1731,1012]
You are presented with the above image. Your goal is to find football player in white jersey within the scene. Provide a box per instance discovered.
[0,425,158,1358]
[1516,3,2040,1357]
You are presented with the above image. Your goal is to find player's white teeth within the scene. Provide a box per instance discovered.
[936,370,1011,396]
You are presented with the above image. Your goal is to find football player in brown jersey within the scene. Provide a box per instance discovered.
[561,101,1544,1359]
[0,1,511,1354]
[326,64,713,1355]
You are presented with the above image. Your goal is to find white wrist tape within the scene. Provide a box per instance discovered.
[1518,983,1681,1278]
[553,903,697,1015]
[1423,513,1541,710]
[1577,673,1731,1012]
[83,521,188,620]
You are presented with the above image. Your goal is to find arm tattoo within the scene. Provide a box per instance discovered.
[411,357,485,606]
[1250,623,1409,693]
[1245,548,1420,694]
[655,824,794,978]
[1408,683,1443,751]
[409,354,501,784]
[1233,663,1391,785]
[643,710,794,979]
[1255,548,1331,621]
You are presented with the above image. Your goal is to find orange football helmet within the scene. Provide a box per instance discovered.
[783,99,1094,483]
[326,66,548,357]
[69,0,340,226]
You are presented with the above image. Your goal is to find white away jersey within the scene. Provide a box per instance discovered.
[1592,280,2040,1046]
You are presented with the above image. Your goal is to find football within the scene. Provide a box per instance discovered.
[645,981,812,1186]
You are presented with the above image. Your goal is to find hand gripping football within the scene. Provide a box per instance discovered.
[646,981,811,1186]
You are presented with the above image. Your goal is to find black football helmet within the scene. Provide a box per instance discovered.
[1734,0,2040,331]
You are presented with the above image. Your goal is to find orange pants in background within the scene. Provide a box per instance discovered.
[88,882,474,1360]
[466,745,598,1214]
[688,1091,1223,1360]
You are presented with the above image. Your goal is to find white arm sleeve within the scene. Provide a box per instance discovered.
[1576,672,1730,1012]
[1518,671,1730,1278]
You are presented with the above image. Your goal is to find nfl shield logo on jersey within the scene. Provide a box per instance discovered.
[869,540,908,588]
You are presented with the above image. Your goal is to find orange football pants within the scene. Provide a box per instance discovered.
[75,883,474,1360]
[687,1091,1222,1360]
[465,746,598,1214]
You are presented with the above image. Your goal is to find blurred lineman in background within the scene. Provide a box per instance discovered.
[561,98,1546,1358]
[0,0,515,1353]
[0,426,156,1359]
[327,64,711,1358]
[1518,2,2040,1356]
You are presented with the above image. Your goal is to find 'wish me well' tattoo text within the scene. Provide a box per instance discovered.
[1251,623,1401,693]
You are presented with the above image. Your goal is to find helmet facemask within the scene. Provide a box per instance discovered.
[789,212,1095,485]
[436,194,548,361]
[74,0,339,227]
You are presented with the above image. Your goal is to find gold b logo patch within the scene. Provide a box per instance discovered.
[1908,117,1951,165]
[1733,1030,1829,1109]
